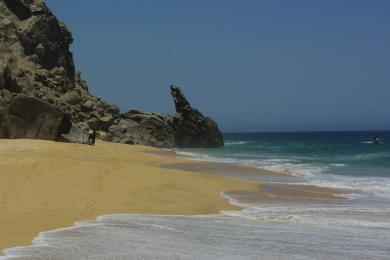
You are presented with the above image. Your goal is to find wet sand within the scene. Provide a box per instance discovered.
[162,161,286,175]
[163,161,345,203]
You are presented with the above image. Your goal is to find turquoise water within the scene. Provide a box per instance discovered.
[179,131,390,200]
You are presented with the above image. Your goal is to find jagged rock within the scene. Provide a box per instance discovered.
[7,0,75,80]
[0,95,71,140]
[75,71,88,91]
[106,110,176,147]
[169,85,224,147]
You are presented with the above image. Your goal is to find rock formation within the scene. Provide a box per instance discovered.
[170,86,224,147]
[0,0,224,148]
[103,86,224,148]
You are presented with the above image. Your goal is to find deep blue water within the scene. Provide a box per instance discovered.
[180,131,390,199]
[223,131,390,177]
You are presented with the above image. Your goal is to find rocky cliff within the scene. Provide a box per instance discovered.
[0,0,224,148]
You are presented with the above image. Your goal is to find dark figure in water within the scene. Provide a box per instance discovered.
[89,130,97,146]
[373,136,381,144]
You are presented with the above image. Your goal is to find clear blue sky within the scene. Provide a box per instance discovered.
[46,0,389,132]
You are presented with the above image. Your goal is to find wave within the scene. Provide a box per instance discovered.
[225,141,254,146]
[304,174,390,200]
[3,212,390,259]
[176,150,323,177]
[175,150,390,200]
[261,163,390,200]
[221,202,390,229]
[175,150,298,170]
[352,152,390,160]
[330,163,347,167]
[4,201,390,260]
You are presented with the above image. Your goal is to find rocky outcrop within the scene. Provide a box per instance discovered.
[170,86,224,147]
[0,0,224,147]
[101,109,174,147]
[101,86,224,148]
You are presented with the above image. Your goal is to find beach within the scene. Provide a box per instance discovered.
[0,139,260,252]
[0,138,345,254]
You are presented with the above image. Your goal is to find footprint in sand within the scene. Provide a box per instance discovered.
[1,193,8,210]
[84,172,105,213]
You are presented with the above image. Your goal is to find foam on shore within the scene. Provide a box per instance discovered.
[2,211,390,260]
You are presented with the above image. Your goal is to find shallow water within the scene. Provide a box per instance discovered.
[2,208,390,259]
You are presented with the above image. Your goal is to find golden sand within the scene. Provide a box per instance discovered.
[0,139,259,252]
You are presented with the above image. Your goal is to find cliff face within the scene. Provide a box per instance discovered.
[0,0,224,148]
[0,0,119,139]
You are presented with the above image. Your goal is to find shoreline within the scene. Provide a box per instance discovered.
[0,139,343,255]
[162,159,345,203]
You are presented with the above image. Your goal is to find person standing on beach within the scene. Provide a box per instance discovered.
[88,130,97,146]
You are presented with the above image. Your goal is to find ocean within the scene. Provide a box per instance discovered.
[179,131,390,201]
[2,131,390,259]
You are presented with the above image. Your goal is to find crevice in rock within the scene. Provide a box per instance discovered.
[2,67,22,93]
[5,0,32,21]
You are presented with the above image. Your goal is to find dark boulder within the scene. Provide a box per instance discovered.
[0,95,71,140]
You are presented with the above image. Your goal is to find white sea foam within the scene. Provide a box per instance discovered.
[330,163,347,167]
[263,163,390,200]
[263,163,327,177]
[353,151,390,160]
[2,212,390,260]
[175,150,296,168]
[261,163,390,200]
[305,175,390,200]
[221,201,390,228]
[225,141,254,146]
